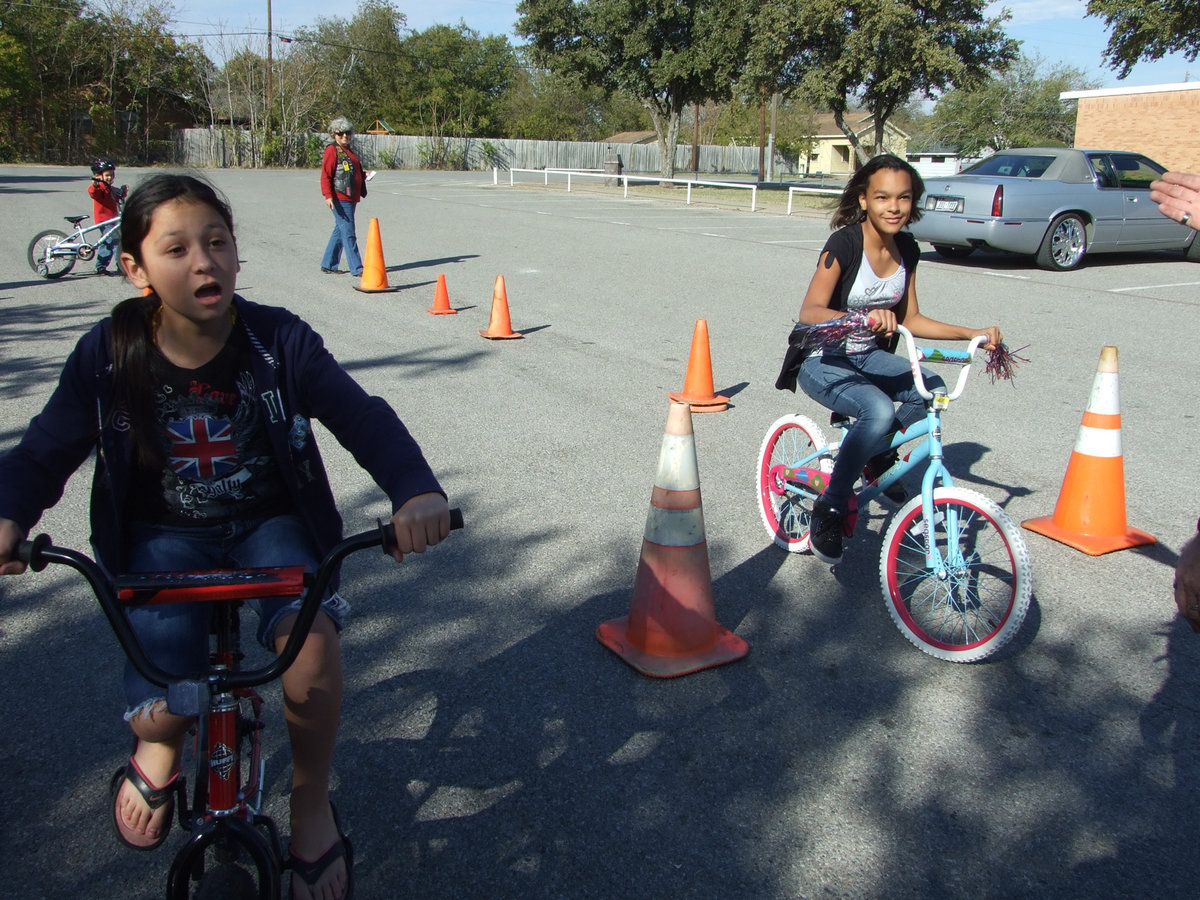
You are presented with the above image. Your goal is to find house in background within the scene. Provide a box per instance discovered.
[804,112,909,174]
[1060,82,1200,171]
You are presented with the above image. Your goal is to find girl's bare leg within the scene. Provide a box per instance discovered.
[275,612,347,900]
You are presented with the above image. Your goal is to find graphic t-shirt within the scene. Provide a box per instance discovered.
[839,251,907,354]
[130,329,291,525]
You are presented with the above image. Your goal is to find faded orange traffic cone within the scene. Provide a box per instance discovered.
[668,319,729,412]
[427,273,456,315]
[353,218,400,293]
[596,401,748,677]
[479,275,522,339]
[1022,346,1155,555]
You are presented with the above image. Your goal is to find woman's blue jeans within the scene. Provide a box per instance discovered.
[121,515,348,719]
[796,348,944,509]
[320,199,363,275]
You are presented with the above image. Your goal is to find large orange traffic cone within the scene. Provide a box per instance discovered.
[427,273,456,315]
[353,218,400,293]
[596,401,748,677]
[479,275,522,339]
[1022,346,1155,555]
[668,319,729,412]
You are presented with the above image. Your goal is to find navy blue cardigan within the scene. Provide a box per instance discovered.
[0,296,443,575]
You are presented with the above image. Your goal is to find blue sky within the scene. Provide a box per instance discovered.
[171,0,1198,90]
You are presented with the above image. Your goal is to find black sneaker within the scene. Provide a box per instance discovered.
[320,266,341,274]
[864,450,908,503]
[809,499,844,564]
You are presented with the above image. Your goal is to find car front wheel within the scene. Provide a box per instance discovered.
[1035,213,1087,270]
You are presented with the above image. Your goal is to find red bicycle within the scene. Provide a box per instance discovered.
[17,509,462,899]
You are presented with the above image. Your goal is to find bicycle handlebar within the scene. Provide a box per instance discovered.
[894,324,987,402]
[16,507,464,696]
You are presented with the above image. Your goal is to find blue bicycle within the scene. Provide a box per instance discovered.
[757,325,1033,661]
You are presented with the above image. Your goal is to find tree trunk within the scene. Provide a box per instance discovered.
[832,107,871,168]
[647,106,680,180]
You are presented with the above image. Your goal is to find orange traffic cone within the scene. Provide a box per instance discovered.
[668,319,729,412]
[479,275,522,339]
[1022,346,1155,555]
[427,273,456,315]
[596,401,748,677]
[353,218,400,293]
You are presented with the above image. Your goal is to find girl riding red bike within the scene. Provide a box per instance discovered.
[0,174,451,900]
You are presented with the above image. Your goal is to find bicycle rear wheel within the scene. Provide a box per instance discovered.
[879,487,1032,662]
[27,230,75,278]
[757,414,829,552]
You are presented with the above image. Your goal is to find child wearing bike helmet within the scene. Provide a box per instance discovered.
[0,173,450,900]
[88,156,127,276]
[775,154,1002,565]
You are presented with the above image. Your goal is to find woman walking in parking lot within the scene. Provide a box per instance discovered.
[319,116,368,277]
[775,154,1002,566]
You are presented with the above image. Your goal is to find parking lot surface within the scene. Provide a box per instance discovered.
[2,166,1200,898]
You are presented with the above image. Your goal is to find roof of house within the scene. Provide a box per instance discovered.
[602,130,658,144]
[811,112,909,141]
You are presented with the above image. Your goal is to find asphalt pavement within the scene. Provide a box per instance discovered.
[1,165,1199,899]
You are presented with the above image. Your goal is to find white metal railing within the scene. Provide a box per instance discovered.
[502,167,759,211]
[787,184,842,215]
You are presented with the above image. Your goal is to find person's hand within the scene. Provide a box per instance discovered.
[387,492,450,563]
[1150,171,1200,230]
[976,326,1003,350]
[325,196,334,210]
[1175,532,1200,633]
[0,518,26,576]
[866,308,897,336]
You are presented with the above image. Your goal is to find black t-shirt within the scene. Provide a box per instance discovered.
[129,328,292,526]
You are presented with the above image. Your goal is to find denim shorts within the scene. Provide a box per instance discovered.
[121,514,349,718]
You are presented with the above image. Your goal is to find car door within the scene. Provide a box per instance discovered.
[1083,154,1125,251]
[1106,152,1190,248]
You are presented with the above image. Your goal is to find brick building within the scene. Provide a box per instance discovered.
[1060,82,1200,171]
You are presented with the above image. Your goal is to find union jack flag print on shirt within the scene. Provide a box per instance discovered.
[167,417,238,480]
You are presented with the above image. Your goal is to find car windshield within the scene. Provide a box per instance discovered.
[962,154,1056,178]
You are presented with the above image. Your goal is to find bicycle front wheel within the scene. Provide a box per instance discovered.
[27,230,75,278]
[757,414,829,552]
[880,487,1032,662]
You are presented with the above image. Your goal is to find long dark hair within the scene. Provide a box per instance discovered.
[831,154,925,229]
[110,174,236,467]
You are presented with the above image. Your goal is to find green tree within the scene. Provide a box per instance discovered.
[290,0,409,128]
[500,61,648,140]
[924,56,1098,155]
[1087,0,1200,78]
[396,24,515,144]
[794,0,1017,165]
[516,0,750,178]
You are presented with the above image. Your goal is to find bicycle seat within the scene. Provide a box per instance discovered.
[64,215,88,226]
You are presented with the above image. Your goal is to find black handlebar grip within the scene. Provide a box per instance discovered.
[16,534,52,571]
[379,506,464,555]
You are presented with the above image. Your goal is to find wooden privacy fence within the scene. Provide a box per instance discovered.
[171,128,810,177]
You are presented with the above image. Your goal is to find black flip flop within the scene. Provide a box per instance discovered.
[110,756,179,852]
[287,804,354,899]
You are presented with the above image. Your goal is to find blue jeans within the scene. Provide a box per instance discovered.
[797,348,944,509]
[95,232,116,272]
[320,199,363,275]
[121,514,349,718]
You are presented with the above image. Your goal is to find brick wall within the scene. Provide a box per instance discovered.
[1073,88,1200,171]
